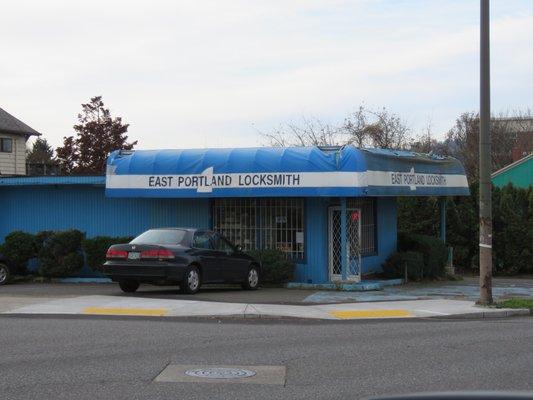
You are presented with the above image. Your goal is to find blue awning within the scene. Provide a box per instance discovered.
[105,146,469,198]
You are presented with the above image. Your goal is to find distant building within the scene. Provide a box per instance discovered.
[0,107,41,175]
[492,153,533,188]
[492,116,533,162]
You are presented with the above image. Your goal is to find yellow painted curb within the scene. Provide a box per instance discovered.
[330,309,412,319]
[83,307,168,316]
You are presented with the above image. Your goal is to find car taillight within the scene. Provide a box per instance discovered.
[157,249,175,259]
[106,248,128,259]
[140,249,159,258]
[140,249,174,259]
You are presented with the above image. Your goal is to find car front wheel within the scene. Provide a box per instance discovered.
[180,266,201,294]
[242,266,259,290]
[119,279,140,293]
[0,263,10,285]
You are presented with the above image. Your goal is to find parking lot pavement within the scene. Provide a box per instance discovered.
[1,279,531,320]
[3,276,533,305]
[0,282,314,304]
[303,276,533,303]
[1,293,529,320]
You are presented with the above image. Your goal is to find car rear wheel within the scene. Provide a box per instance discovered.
[242,266,259,290]
[180,266,201,294]
[119,279,140,293]
[0,263,10,286]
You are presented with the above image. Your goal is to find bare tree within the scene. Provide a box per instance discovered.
[409,119,450,155]
[260,117,343,147]
[260,105,411,150]
[362,107,410,149]
[341,106,371,148]
[445,110,532,182]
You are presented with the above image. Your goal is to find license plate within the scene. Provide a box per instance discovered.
[128,252,140,260]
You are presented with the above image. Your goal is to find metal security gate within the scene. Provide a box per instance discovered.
[328,206,362,282]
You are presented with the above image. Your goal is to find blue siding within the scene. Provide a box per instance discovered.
[361,197,397,274]
[0,184,397,282]
[296,197,397,283]
[295,198,329,283]
[0,185,210,241]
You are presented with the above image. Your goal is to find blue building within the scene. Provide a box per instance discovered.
[0,146,469,283]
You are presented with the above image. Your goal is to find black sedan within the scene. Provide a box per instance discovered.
[0,253,12,285]
[103,228,261,294]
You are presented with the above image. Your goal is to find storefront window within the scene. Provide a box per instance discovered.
[347,198,377,255]
[212,198,305,259]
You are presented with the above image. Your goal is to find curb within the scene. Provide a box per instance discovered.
[2,309,529,321]
[433,309,530,319]
[286,279,404,292]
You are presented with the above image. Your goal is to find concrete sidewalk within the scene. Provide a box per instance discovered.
[1,294,529,320]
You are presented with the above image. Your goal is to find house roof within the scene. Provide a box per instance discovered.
[491,153,533,178]
[0,107,41,137]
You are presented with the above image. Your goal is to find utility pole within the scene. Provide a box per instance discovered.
[478,0,493,305]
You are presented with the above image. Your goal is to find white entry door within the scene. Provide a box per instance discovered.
[328,206,362,282]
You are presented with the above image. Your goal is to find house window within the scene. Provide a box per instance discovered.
[347,198,377,256]
[212,198,305,259]
[0,138,13,153]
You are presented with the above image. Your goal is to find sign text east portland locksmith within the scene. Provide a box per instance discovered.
[147,169,302,193]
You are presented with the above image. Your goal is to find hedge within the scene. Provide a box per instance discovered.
[383,251,425,280]
[398,183,533,275]
[37,230,85,277]
[397,233,448,279]
[0,231,39,274]
[82,236,134,271]
[246,249,295,284]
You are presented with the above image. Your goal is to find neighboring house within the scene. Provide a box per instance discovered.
[0,107,41,175]
[491,153,533,188]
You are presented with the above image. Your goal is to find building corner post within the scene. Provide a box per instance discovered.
[340,197,347,281]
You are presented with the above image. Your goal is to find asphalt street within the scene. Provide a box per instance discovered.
[1,315,532,400]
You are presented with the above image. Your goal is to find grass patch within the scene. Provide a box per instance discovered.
[497,298,533,310]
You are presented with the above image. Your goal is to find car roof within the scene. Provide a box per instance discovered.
[146,227,205,232]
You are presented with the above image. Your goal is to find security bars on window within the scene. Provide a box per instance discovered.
[212,198,305,259]
[347,198,376,255]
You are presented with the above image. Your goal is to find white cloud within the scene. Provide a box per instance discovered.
[0,0,532,149]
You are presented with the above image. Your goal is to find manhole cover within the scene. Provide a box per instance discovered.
[184,367,256,379]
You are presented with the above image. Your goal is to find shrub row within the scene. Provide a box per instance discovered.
[82,236,134,271]
[245,249,295,284]
[1,231,294,283]
[0,231,132,277]
[398,183,533,275]
[383,233,448,280]
[382,251,425,281]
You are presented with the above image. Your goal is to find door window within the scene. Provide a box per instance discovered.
[193,231,214,249]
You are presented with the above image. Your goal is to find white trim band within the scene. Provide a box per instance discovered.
[106,168,469,193]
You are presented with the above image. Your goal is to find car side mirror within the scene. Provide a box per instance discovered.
[235,245,243,253]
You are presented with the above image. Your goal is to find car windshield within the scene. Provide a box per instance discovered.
[130,229,188,245]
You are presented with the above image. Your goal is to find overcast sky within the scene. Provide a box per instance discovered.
[1,0,532,150]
